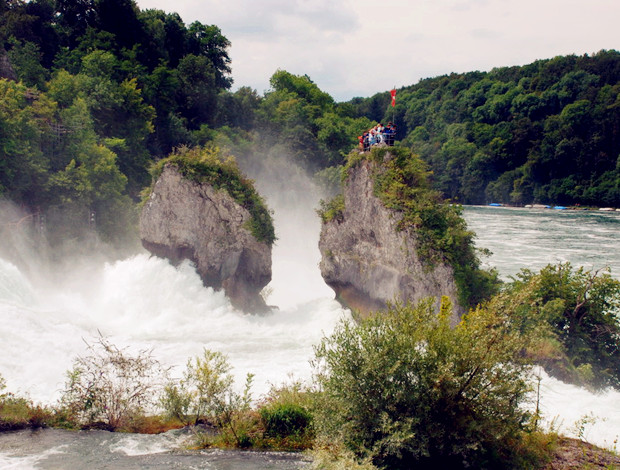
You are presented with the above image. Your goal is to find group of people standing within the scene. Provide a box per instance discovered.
[359,122,397,152]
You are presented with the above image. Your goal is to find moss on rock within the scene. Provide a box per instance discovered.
[146,145,275,245]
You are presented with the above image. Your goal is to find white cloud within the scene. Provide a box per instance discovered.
[135,0,620,101]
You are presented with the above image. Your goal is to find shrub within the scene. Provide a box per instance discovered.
[496,263,620,389]
[160,349,254,448]
[0,373,54,430]
[316,194,345,223]
[60,335,166,430]
[254,379,315,450]
[309,443,379,470]
[313,297,537,469]
[260,403,312,438]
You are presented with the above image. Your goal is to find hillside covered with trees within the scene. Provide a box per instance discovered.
[352,51,620,207]
[1,0,620,243]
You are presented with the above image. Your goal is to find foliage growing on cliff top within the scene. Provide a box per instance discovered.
[148,146,276,245]
[343,146,499,307]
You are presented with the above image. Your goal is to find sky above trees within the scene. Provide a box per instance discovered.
[134,0,618,101]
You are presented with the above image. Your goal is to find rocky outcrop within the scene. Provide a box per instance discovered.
[140,164,272,313]
[0,47,16,81]
[319,158,461,320]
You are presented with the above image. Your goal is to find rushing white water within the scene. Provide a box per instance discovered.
[0,253,348,403]
[1,189,619,455]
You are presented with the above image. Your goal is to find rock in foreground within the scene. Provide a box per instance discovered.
[140,151,273,313]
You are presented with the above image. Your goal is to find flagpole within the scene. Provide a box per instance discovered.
[392,85,395,125]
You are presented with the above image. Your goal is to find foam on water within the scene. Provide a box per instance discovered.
[535,370,620,449]
[0,447,65,470]
[109,430,190,456]
[0,253,349,402]
[1,197,620,452]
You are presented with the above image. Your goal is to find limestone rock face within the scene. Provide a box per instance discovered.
[140,164,272,313]
[319,159,461,319]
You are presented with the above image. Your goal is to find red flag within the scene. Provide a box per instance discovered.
[390,88,396,107]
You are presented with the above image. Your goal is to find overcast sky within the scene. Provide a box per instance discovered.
[135,0,618,102]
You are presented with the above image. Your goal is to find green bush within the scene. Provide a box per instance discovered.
[260,403,312,438]
[496,263,620,389]
[160,349,254,448]
[313,297,538,469]
[253,379,316,450]
[317,194,345,223]
[0,373,54,431]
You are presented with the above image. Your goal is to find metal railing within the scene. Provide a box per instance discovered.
[359,131,396,152]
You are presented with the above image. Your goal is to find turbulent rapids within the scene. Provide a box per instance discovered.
[1,190,620,462]
[0,167,348,403]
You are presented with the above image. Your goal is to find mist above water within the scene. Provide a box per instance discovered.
[0,156,348,404]
[0,167,619,451]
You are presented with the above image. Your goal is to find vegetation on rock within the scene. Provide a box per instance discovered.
[328,146,500,308]
[147,146,276,245]
[491,262,620,389]
[316,193,344,223]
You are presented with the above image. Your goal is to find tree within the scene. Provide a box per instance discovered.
[48,54,155,194]
[6,39,47,88]
[215,86,261,130]
[268,70,333,111]
[94,0,145,53]
[313,297,535,469]
[187,22,232,90]
[176,54,217,128]
[0,78,54,206]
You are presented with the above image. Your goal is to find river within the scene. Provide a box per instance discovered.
[0,197,619,468]
[465,205,620,281]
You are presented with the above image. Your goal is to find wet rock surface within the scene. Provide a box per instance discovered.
[140,164,271,313]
